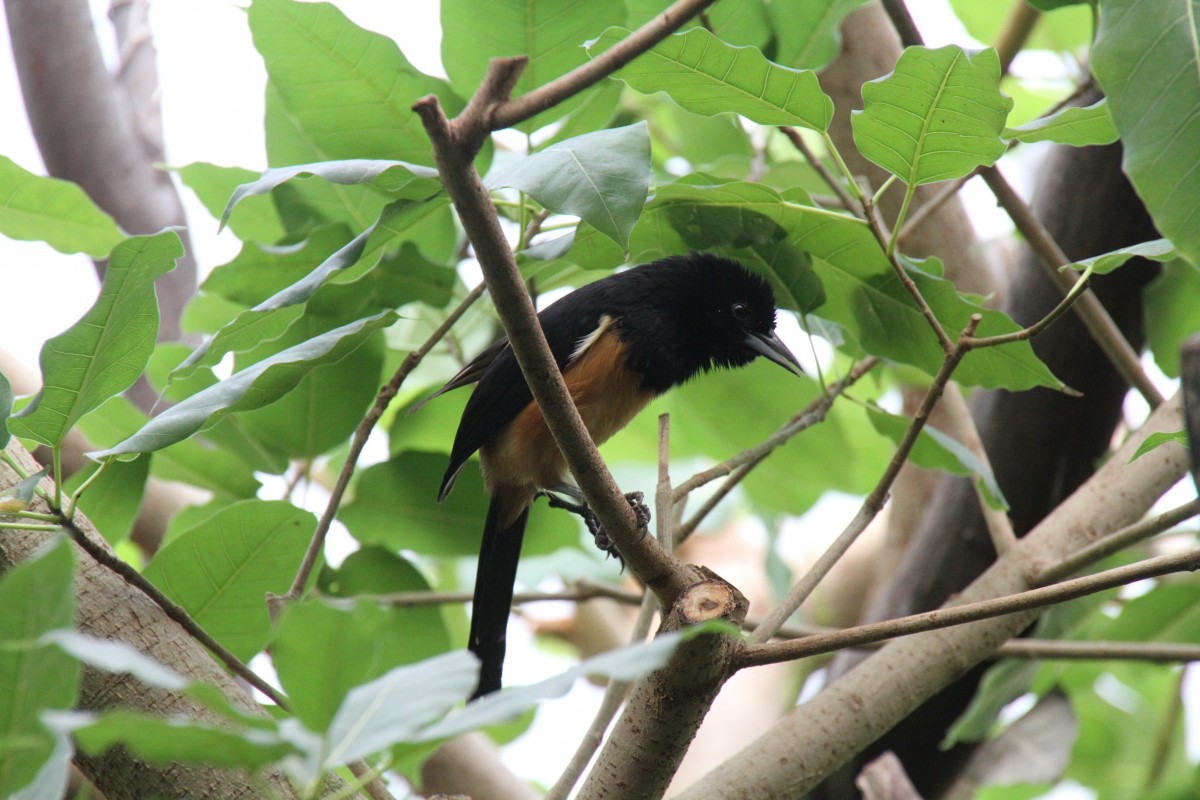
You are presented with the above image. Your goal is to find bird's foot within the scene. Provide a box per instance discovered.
[540,487,651,566]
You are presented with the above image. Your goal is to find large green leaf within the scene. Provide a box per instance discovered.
[143,500,316,661]
[9,232,182,446]
[1061,238,1176,275]
[441,0,627,133]
[74,396,261,498]
[852,46,1012,185]
[768,0,872,70]
[1093,0,1200,269]
[175,197,447,379]
[175,162,288,244]
[0,538,78,798]
[220,159,440,230]
[0,156,124,257]
[588,26,834,132]
[88,311,397,459]
[632,178,1061,390]
[1003,99,1118,146]
[249,0,461,166]
[232,314,385,459]
[485,123,651,248]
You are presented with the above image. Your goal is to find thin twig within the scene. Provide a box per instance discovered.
[673,358,879,542]
[488,0,720,132]
[780,127,861,217]
[376,580,643,608]
[895,171,975,246]
[1037,497,1200,584]
[57,516,290,708]
[739,547,1200,668]
[750,319,981,644]
[864,194,955,354]
[656,414,674,548]
[284,283,487,600]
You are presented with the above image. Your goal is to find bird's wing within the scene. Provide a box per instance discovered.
[408,336,511,416]
[437,288,613,500]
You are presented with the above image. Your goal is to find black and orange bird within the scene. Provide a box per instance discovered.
[432,252,803,697]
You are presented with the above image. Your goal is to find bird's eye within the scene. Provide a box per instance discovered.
[731,302,751,321]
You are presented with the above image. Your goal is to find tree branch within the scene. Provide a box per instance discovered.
[740,546,1200,668]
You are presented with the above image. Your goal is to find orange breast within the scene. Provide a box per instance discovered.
[480,326,653,503]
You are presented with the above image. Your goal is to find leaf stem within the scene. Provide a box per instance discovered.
[65,458,111,520]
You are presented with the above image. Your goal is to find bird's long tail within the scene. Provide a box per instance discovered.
[469,493,530,699]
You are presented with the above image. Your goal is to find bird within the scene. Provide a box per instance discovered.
[430,252,804,697]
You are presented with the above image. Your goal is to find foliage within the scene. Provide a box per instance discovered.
[0,0,1196,797]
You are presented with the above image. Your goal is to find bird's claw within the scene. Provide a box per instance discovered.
[540,488,651,566]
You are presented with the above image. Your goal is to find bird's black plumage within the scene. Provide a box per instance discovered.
[433,252,802,697]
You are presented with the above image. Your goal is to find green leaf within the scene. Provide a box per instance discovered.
[1129,430,1188,463]
[0,370,12,449]
[588,26,834,132]
[68,710,294,769]
[441,0,627,133]
[88,310,397,459]
[221,159,440,229]
[200,224,353,308]
[339,452,578,558]
[485,123,651,248]
[865,405,1008,509]
[1003,99,1118,146]
[321,547,451,659]
[322,652,478,765]
[233,315,384,459]
[9,232,182,446]
[273,598,448,733]
[250,0,462,166]
[0,537,78,798]
[74,396,261,498]
[852,46,1012,185]
[769,0,872,70]
[633,179,1061,390]
[176,197,446,379]
[1145,260,1200,377]
[175,162,287,243]
[1093,0,1200,269]
[1061,238,1176,275]
[0,155,124,257]
[143,501,316,661]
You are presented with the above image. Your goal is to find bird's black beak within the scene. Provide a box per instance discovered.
[745,330,804,377]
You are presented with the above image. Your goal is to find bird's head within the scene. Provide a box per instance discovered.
[670,253,805,378]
